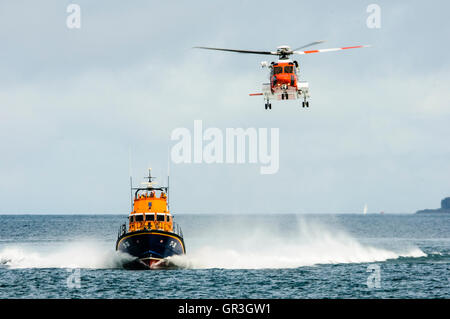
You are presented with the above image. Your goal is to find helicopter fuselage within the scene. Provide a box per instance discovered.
[257,59,310,108]
[270,60,298,97]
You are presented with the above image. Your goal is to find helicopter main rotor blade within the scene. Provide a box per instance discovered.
[292,40,326,51]
[293,44,371,55]
[193,46,276,55]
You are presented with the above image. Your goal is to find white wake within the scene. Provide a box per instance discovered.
[167,217,426,269]
[0,217,427,270]
[0,242,134,269]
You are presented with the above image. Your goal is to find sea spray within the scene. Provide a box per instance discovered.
[0,242,135,269]
[167,216,426,269]
[0,216,427,270]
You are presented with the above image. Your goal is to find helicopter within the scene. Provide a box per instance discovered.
[194,41,370,110]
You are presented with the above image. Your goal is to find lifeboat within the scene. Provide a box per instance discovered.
[116,169,186,269]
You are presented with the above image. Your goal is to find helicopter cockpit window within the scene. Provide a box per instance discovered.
[284,66,294,73]
[135,215,144,222]
[273,66,283,74]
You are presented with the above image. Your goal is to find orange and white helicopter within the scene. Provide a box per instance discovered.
[195,41,370,110]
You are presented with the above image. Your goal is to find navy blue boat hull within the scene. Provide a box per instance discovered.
[116,230,186,269]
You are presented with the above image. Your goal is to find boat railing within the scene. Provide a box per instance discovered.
[117,221,183,239]
[172,221,184,238]
[118,223,127,238]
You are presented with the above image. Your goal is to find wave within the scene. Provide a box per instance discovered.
[167,217,427,269]
[0,242,134,269]
[0,217,430,270]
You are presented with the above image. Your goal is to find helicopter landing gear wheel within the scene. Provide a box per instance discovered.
[265,102,271,110]
[302,99,309,108]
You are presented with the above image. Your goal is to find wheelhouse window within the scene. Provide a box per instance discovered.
[166,216,171,223]
[273,66,283,74]
[145,214,155,221]
[284,66,293,73]
[129,215,135,223]
[135,215,144,222]
[156,214,165,222]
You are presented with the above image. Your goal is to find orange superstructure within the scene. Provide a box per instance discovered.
[128,190,174,233]
[126,169,175,233]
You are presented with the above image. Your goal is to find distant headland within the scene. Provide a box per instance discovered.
[416,197,450,214]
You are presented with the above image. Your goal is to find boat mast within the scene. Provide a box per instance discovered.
[130,176,133,211]
[167,154,170,211]
[167,174,170,211]
[129,147,133,212]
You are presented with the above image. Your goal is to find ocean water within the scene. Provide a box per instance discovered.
[0,214,448,298]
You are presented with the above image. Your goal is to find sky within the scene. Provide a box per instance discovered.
[0,0,449,214]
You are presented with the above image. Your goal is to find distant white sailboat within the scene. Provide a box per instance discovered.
[363,204,368,215]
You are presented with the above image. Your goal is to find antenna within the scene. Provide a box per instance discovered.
[130,176,133,211]
[167,147,170,211]
[129,147,133,212]
[145,167,155,183]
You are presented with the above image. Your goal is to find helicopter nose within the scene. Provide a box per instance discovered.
[275,74,290,84]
